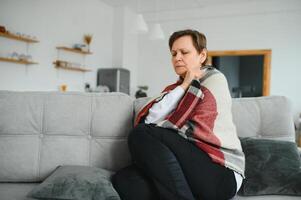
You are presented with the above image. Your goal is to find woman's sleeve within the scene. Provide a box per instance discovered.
[145,86,185,124]
[156,79,204,129]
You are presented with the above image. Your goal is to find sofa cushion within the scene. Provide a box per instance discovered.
[0,92,133,182]
[27,165,120,200]
[231,96,295,141]
[0,183,38,200]
[238,138,301,196]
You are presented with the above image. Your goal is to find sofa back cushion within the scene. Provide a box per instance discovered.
[231,96,295,142]
[0,92,133,182]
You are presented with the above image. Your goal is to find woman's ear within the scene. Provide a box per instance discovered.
[199,49,207,65]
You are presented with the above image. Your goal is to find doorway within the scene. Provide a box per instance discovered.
[207,49,271,97]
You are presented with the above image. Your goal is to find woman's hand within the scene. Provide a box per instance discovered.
[180,67,206,91]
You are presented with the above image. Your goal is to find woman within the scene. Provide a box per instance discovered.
[112,29,245,200]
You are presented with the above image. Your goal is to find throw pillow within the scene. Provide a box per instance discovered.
[27,165,120,200]
[238,138,301,196]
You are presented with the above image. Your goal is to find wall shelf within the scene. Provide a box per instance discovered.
[56,46,92,55]
[53,60,91,72]
[0,32,39,43]
[0,57,38,65]
[0,29,38,67]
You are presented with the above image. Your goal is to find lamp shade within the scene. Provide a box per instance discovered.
[149,23,165,40]
[135,14,148,33]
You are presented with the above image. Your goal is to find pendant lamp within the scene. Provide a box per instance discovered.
[135,13,148,33]
[149,23,165,40]
[148,0,165,40]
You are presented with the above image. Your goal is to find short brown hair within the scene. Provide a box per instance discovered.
[169,29,208,64]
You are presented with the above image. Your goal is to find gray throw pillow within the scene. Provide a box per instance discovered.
[238,138,301,196]
[27,165,120,200]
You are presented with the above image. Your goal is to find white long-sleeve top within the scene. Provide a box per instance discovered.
[145,86,185,124]
[144,85,243,193]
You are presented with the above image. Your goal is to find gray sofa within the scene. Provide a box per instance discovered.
[0,91,300,200]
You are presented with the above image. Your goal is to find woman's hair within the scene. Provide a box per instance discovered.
[169,29,208,64]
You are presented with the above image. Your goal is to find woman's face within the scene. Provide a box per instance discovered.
[171,35,207,78]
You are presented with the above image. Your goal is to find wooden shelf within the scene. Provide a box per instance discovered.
[0,32,39,43]
[53,60,91,72]
[56,46,92,55]
[55,65,91,72]
[0,57,38,65]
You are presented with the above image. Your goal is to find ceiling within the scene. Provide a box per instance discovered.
[99,0,252,13]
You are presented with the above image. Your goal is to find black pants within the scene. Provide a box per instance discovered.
[112,124,237,200]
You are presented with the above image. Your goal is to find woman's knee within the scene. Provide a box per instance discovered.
[128,123,150,148]
[128,123,162,161]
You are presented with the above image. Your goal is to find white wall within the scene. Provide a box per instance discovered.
[0,0,114,91]
[112,6,139,96]
[122,7,139,97]
[137,0,301,119]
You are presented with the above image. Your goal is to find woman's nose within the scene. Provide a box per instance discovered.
[175,53,182,60]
